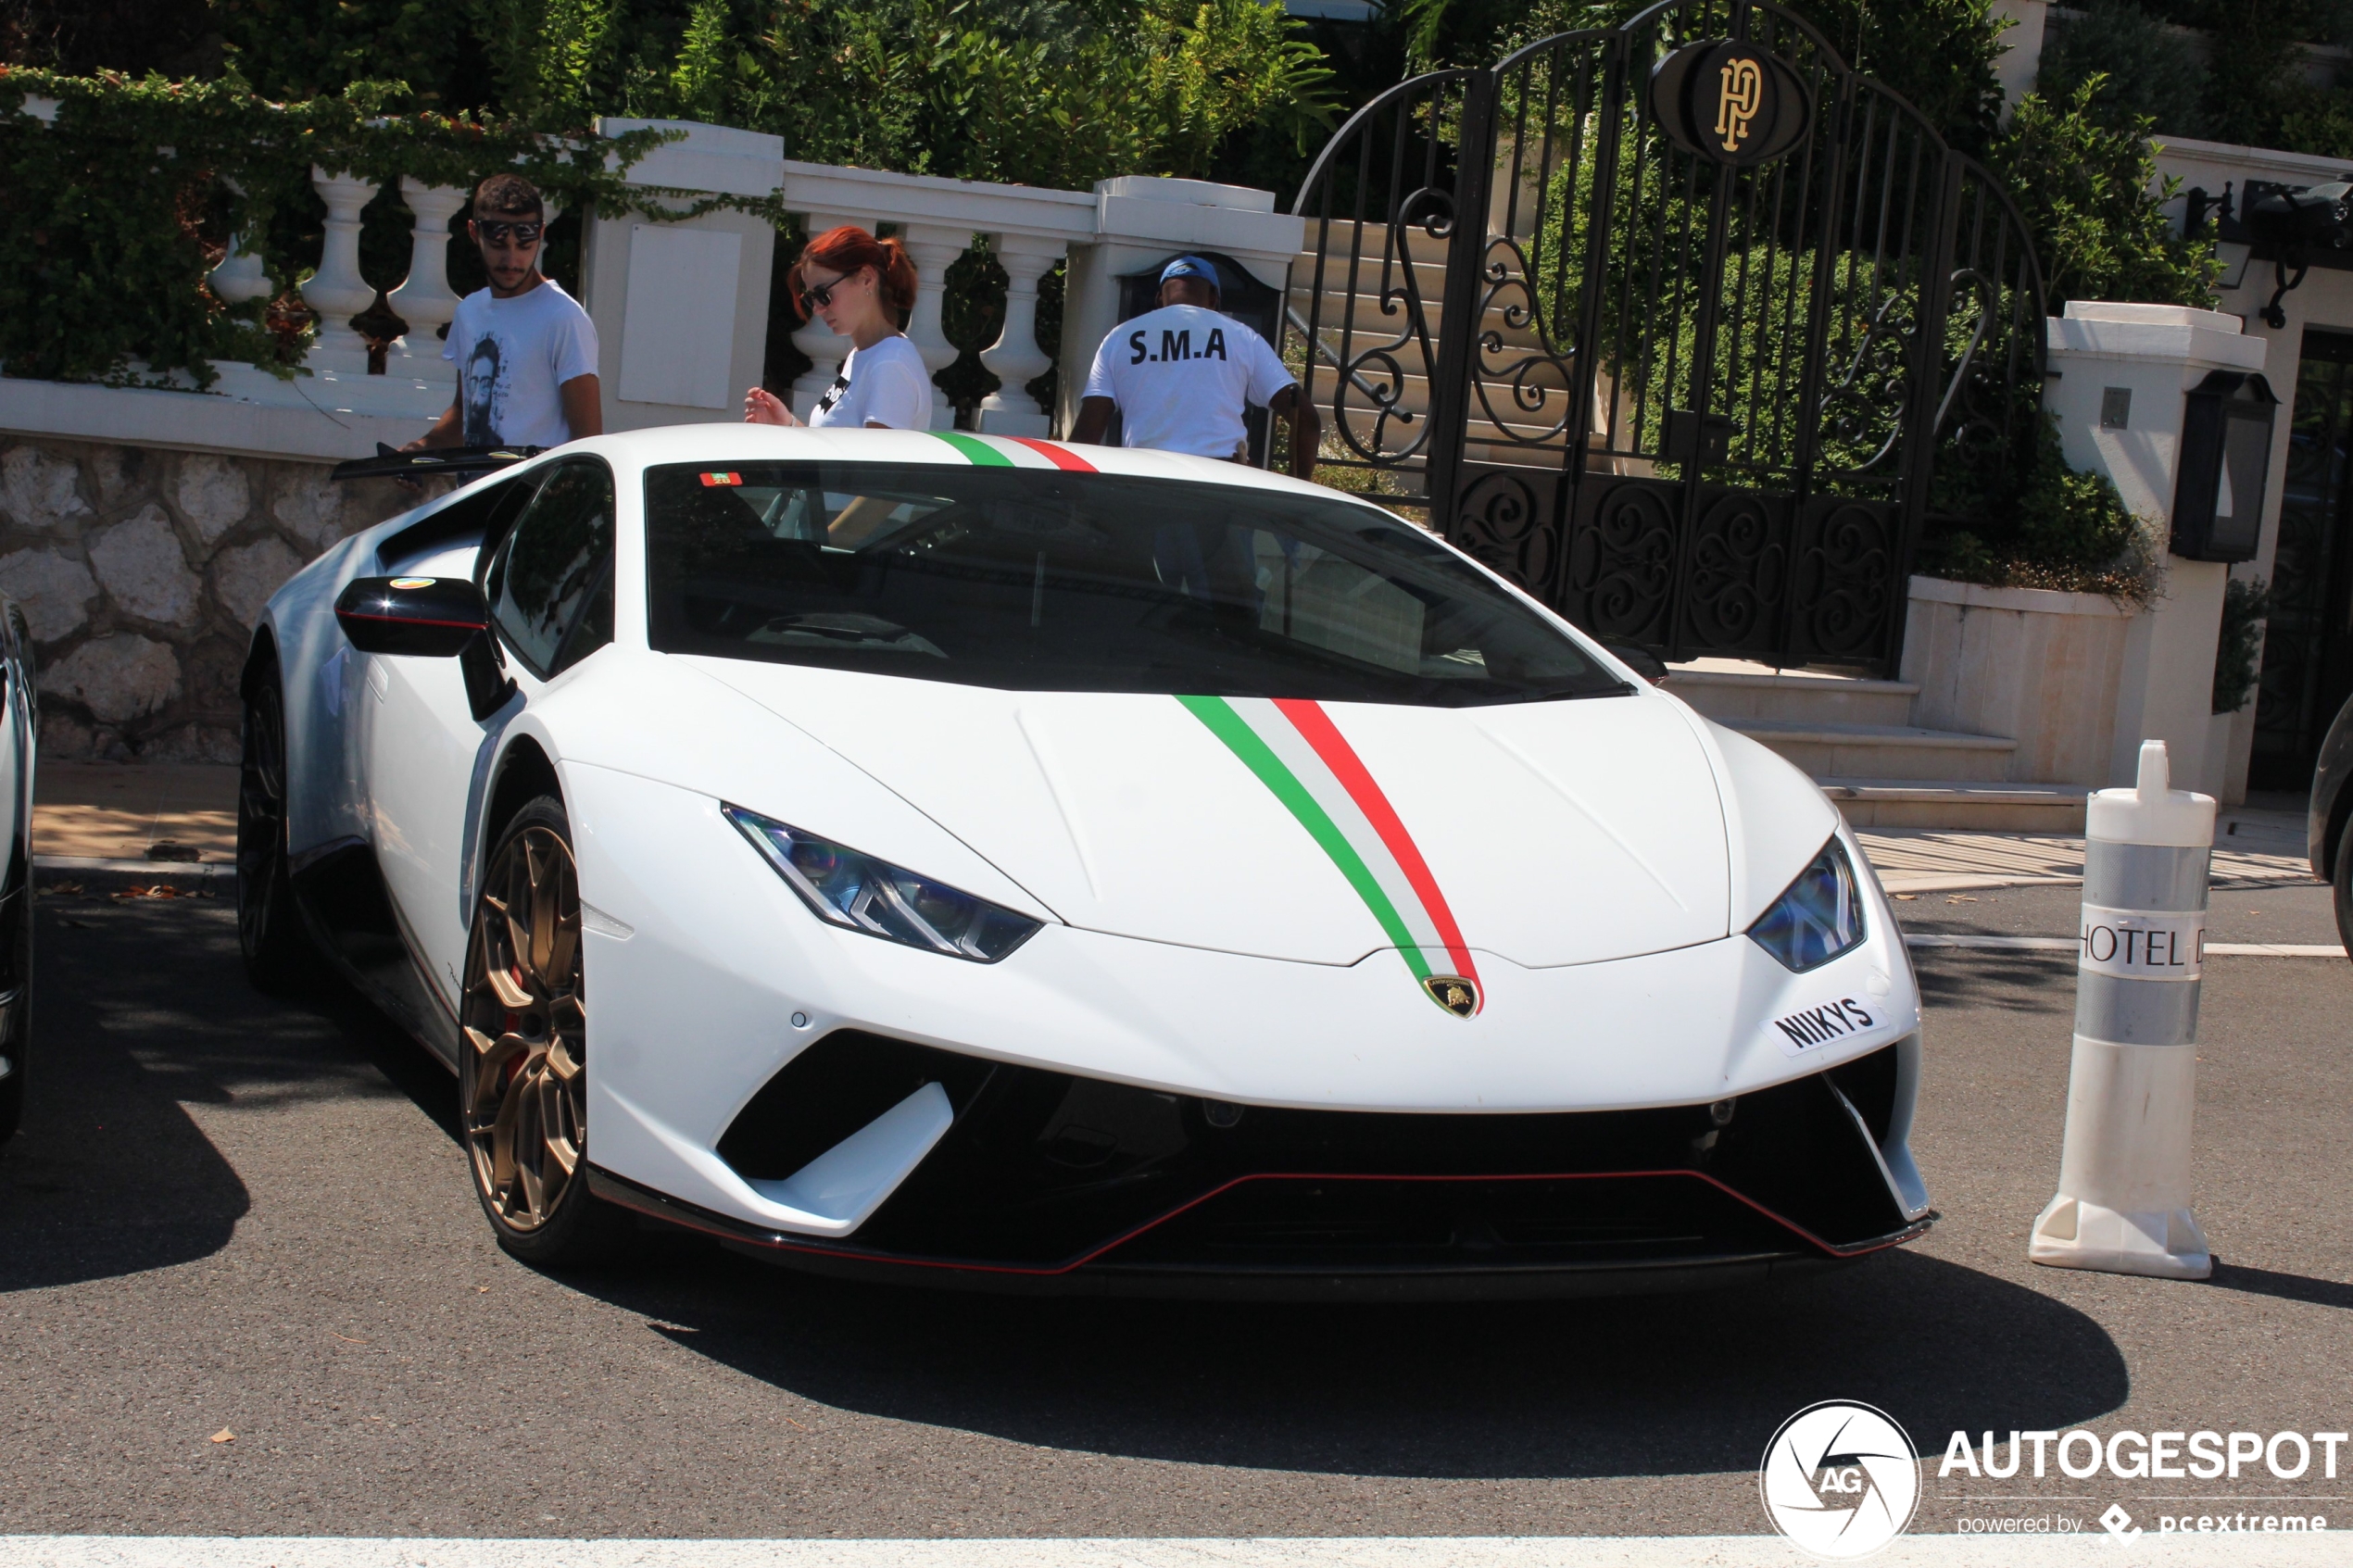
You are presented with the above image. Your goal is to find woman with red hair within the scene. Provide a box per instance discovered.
[745,225,932,429]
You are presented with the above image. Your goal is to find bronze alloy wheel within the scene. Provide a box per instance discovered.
[460,797,592,1243]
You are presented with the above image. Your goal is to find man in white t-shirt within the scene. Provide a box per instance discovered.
[405,174,600,454]
[1071,256,1320,479]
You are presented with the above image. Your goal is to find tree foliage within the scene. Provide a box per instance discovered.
[2035,0,2211,139]
[190,0,1337,190]
[1994,80,2217,310]
[2037,0,2353,158]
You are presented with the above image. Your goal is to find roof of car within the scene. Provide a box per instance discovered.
[550,425,1345,504]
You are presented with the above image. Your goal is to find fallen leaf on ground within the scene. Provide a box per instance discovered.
[785,1416,812,1431]
[1894,894,1917,901]
[41,883,82,896]
[209,1429,234,1444]
[1946,895,1978,903]
[332,1333,368,1345]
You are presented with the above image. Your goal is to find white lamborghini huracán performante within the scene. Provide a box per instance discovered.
[242,426,1931,1293]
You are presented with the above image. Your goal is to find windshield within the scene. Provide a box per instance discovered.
[642,462,1628,705]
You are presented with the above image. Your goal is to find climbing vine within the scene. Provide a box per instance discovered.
[0,67,677,385]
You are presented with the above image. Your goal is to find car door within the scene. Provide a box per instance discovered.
[366,458,617,1012]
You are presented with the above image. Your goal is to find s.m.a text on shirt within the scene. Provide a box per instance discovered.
[1080,304,1293,460]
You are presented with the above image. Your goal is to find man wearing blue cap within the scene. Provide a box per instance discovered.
[1070,256,1321,479]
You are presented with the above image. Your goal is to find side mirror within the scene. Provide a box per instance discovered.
[1603,641,1670,685]
[334,576,515,721]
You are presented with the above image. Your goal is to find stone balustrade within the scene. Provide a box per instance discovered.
[2,114,1305,451]
[587,123,1304,437]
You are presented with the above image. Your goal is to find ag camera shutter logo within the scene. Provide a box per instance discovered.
[1760,1400,1922,1558]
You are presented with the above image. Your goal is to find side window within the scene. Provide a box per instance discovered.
[482,460,616,678]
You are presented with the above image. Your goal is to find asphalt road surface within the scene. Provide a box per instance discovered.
[2,884,2348,1541]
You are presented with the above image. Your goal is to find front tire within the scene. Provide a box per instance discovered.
[237,655,313,992]
[460,796,622,1265]
[2336,813,2353,962]
[0,845,26,1148]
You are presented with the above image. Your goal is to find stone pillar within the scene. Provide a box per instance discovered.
[581,119,783,434]
[2044,301,2270,796]
[385,179,467,387]
[788,212,857,420]
[1989,1,2049,121]
[301,168,382,375]
[976,234,1066,437]
[208,179,272,307]
[900,224,973,431]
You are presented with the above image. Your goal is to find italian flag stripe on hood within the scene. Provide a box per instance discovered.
[1178,694,1483,1010]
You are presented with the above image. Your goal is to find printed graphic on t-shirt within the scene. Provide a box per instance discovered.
[442,281,600,451]
[461,333,510,445]
[812,372,851,421]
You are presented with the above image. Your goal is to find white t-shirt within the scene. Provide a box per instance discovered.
[1081,304,1293,459]
[443,279,599,449]
[810,335,933,430]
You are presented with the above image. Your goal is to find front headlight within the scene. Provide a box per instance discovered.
[1747,834,1866,972]
[723,804,1041,962]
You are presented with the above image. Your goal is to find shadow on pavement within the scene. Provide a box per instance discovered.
[0,893,438,1292]
[559,1226,2130,1480]
[1911,949,2076,1013]
[2208,1261,2353,1311]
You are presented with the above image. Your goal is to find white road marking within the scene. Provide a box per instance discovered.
[1906,935,2344,958]
[3,1540,2349,1568]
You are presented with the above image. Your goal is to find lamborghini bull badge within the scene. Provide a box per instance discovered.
[1423,975,1479,1018]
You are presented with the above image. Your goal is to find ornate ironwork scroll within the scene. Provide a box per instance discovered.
[1283,0,2047,675]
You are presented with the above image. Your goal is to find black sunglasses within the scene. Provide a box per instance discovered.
[475,220,544,246]
[800,270,855,310]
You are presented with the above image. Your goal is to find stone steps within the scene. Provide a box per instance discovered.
[1665,659,2089,830]
[1818,780,2091,834]
[1664,669,1918,727]
[1722,718,2018,783]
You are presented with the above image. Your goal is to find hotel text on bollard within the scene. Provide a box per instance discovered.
[2030,740,2216,1279]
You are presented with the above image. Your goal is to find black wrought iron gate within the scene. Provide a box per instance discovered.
[1284,0,2047,675]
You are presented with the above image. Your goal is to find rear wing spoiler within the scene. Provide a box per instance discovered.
[329,443,543,483]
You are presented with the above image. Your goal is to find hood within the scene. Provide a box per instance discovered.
[684,659,1732,968]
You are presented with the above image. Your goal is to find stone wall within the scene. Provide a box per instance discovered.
[0,437,423,762]
[1900,575,2137,787]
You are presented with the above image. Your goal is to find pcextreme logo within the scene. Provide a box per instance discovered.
[1760,1400,1923,1559]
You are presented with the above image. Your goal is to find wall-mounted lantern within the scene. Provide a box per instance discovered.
[2243,182,2353,327]
[2171,370,2279,563]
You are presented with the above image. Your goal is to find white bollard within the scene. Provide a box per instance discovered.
[2029,739,2216,1279]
